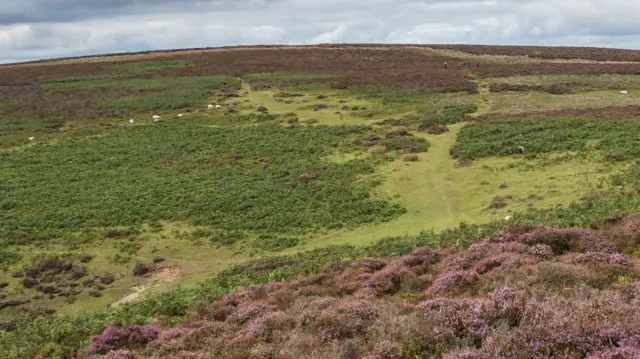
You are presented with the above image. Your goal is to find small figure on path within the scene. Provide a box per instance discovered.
[444,61,448,69]
[477,62,480,68]
[463,61,469,68]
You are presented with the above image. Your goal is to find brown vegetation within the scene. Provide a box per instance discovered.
[429,44,640,62]
[472,62,640,78]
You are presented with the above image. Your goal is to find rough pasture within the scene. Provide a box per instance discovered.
[470,62,640,78]
[140,48,475,93]
[4,43,640,359]
[0,47,475,93]
[429,44,640,62]
[474,105,640,121]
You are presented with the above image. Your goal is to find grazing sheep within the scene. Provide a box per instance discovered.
[621,90,629,94]
[178,113,183,117]
[129,119,134,124]
[152,115,161,120]
[28,137,34,141]
[216,104,222,109]
[208,104,214,109]
[518,146,525,153]
[505,215,512,221]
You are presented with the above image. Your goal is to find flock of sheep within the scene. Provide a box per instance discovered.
[26,102,227,142]
[126,103,223,125]
[20,88,629,224]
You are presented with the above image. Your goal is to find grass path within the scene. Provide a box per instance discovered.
[296,125,469,250]
[465,69,492,116]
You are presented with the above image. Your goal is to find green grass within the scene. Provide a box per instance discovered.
[103,91,209,111]
[487,74,640,91]
[42,75,240,113]
[451,117,640,158]
[244,73,335,85]
[0,121,404,241]
[487,90,640,114]
[349,85,478,123]
[304,124,622,248]
[5,67,640,359]
[230,82,374,125]
[5,184,640,359]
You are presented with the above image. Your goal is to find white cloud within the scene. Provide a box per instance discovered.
[311,22,348,44]
[1,0,640,63]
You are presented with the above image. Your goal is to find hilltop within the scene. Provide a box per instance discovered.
[1,44,640,358]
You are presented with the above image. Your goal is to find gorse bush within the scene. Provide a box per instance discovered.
[451,117,640,158]
[0,122,404,242]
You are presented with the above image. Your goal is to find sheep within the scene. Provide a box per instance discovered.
[505,215,512,221]
[152,115,161,120]
[216,104,222,109]
[178,113,183,117]
[208,104,214,109]
[129,119,134,124]
[28,137,34,141]
[518,146,525,154]
[621,90,629,94]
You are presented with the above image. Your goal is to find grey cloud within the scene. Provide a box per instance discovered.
[1,0,640,64]
[0,0,279,24]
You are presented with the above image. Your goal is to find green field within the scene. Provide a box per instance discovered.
[3,56,640,358]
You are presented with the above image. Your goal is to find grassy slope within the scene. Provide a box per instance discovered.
[3,54,640,358]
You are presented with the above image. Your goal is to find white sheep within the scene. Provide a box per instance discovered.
[505,215,512,221]
[152,115,161,120]
[216,104,222,109]
[621,90,629,94]
[178,113,183,117]
[208,104,214,109]
[28,137,34,141]
[518,146,525,153]
[129,119,134,124]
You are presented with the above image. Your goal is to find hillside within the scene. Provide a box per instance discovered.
[1,44,640,358]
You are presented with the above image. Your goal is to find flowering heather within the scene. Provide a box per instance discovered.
[363,266,403,296]
[442,348,481,359]
[529,244,555,260]
[363,340,404,359]
[228,301,278,325]
[78,219,640,359]
[103,350,134,359]
[91,324,159,354]
[427,270,479,295]
[573,252,630,265]
[586,347,640,359]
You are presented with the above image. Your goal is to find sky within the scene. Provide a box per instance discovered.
[1,0,640,63]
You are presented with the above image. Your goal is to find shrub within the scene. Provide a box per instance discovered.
[91,324,160,354]
[133,263,150,276]
[364,340,404,359]
[369,145,388,155]
[403,154,419,162]
[428,270,479,295]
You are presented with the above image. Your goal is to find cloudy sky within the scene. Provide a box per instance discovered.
[1,0,639,63]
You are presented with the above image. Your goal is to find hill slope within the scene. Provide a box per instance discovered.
[2,44,640,358]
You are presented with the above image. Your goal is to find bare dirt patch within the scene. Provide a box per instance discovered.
[153,265,183,282]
